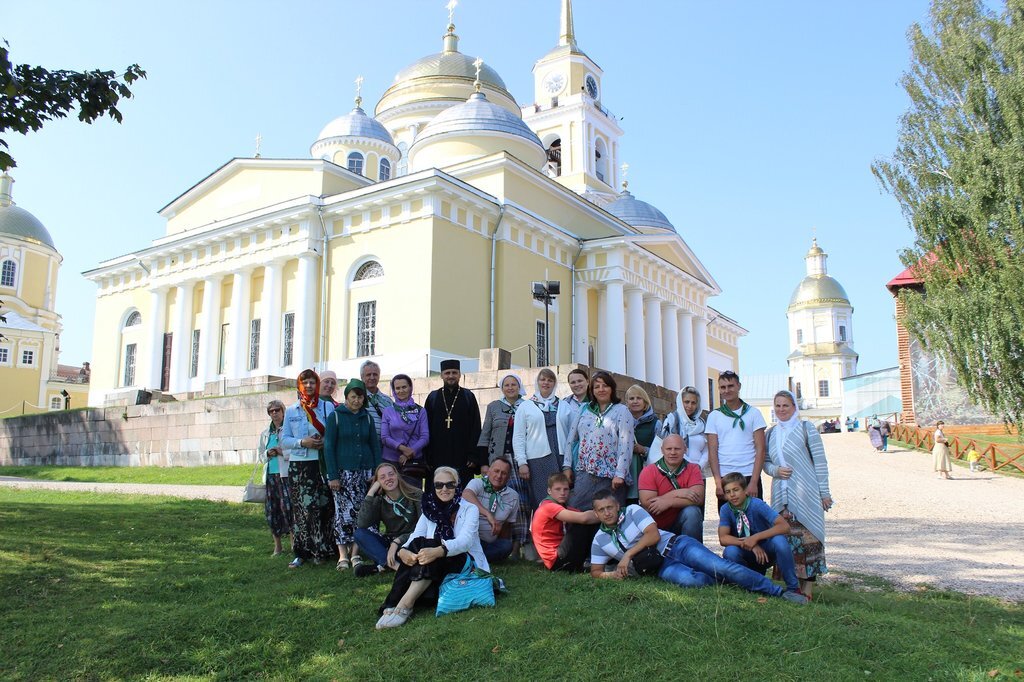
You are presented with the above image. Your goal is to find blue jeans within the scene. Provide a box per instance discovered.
[481,538,513,563]
[669,506,704,542]
[723,534,799,591]
[354,527,391,568]
[659,535,783,596]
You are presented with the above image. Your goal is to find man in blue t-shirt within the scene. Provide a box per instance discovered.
[718,472,803,597]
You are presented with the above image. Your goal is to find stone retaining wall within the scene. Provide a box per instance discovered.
[0,364,676,467]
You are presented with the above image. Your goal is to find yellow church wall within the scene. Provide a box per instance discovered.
[493,241,573,367]
[164,287,178,332]
[498,172,620,241]
[19,251,50,310]
[429,220,490,358]
[219,279,233,325]
[87,286,150,391]
[414,138,546,175]
[249,271,264,320]
[166,167,350,236]
[281,259,298,314]
[0,363,45,414]
[191,285,204,329]
[708,335,740,375]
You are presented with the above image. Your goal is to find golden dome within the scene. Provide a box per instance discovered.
[787,275,850,311]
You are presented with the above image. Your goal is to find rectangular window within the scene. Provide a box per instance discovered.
[282,313,294,366]
[249,319,261,370]
[795,381,802,400]
[536,320,547,367]
[190,330,201,378]
[123,343,137,386]
[0,347,8,365]
[839,325,847,342]
[219,323,229,374]
[21,349,34,365]
[818,380,830,397]
[357,301,376,357]
[796,329,803,344]
[1,260,15,287]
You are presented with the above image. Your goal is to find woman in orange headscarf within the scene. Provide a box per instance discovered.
[279,369,337,568]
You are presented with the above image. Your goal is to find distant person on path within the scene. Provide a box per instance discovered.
[868,416,883,451]
[879,420,891,452]
[764,390,833,599]
[376,466,489,629]
[319,371,340,407]
[512,368,563,511]
[479,374,530,558]
[281,369,337,568]
[556,367,590,471]
[625,385,660,504]
[717,473,807,602]
[564,371,634,510]
[587,489,806,603]
[354,462,422,577]
[706,371,767,509]
[380,374,429,486]
[259,399,292,556]
[424,359,482,485]
[638,434,704,541]
[462,456,520,563]
[324,378,382,570]
[967,446,982,473]
[361,361,393,443]
[659,386,710,514]
[530,472,599,572]
[933,421,953,480]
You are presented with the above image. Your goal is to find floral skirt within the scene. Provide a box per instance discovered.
[333,469,373,546]
[775,507,827,581]
[264,473,293,538]
[288,460,336,561]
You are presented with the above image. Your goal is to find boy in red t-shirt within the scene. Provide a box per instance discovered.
[638,434,706,541]
[530,473,599,572]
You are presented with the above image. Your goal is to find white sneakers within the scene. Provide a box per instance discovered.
[375,607,413,629]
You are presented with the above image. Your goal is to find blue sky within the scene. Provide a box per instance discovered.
[2,0,932,376]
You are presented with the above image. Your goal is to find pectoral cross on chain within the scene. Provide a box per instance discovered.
[445,415,453,429]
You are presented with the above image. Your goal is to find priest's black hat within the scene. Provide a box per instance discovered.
[440,359,461,371]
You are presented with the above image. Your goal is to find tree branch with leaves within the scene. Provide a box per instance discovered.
[0,40,145,171]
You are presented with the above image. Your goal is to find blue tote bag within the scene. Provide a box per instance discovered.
[436,556,496,617]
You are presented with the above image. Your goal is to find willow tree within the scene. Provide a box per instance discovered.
[873,0,1024,431]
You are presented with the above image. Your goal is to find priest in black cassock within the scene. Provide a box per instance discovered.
[424,359,483,485]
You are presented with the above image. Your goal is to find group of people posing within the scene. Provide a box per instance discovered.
[258,361,834,628]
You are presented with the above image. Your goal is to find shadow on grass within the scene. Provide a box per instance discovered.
[0,488,1022,681]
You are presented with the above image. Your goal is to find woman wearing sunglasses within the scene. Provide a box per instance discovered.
[259,399,292,556]
[375,467,489,629]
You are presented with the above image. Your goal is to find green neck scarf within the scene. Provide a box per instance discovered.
[481,476,501,513]
[728,496,752,537]
[588,401,615,427]
[655,457,685,490]
[600,510,627,553]
[717,401,750,429]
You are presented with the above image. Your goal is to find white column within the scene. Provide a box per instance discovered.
[573,281,589,365]
[662,304,680,391]
[259,261,283,375]
[596,287,608,369]
[294,253,317,370]
[605,280,626,374]
[146,287,167,390]
[228,269,252,378]
[644,296,664,386]
[678,311,695,389]
[170,282,194,393]
[625,288,645,379]
[693,315,709,395]
[198,277,222,381]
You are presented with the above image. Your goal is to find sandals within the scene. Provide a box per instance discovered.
[336,558,351,571]
[288,557,304,569]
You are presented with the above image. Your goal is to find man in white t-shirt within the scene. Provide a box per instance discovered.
[705,370,767,509]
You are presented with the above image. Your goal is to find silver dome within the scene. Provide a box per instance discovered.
[316,106,394,145]
[605,190,675,231]
[0,204,56,250]
[415,92,542,147]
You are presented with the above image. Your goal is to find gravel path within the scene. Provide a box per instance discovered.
[3,433,1023,601]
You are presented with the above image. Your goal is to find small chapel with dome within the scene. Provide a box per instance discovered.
[84,1,746,406]
[786,238,857,411]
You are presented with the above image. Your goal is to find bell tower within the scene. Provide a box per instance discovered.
[522,0,624,205]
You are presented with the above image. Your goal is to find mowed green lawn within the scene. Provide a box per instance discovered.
[0,489,1021,681]
[0,464,252,486]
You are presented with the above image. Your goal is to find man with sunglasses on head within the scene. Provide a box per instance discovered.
[705,370,768,510]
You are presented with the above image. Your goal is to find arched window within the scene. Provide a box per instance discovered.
[347,151,364,176]
[396,142,408,177]
[379,157,391,182]
[545,137,562,177]
[594,138,608,184]
[0,259,15,288]
[354,260,384,281]
[124,311,142,327]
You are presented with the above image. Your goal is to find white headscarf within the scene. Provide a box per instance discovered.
[498,373,525,406]
[674,387,705,437]
[772,391,801,498]
[531,373,559,412]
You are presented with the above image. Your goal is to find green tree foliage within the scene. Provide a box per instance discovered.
[873,0,1024,431]
[0,41,145,170]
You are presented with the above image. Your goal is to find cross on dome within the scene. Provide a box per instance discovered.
[254,133,262,158]
[446,0,458,27]
[354,75,364,108]
[473,57,483,92]
[620,163,629,190]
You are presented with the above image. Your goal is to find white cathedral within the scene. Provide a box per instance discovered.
[786,238,857,411]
